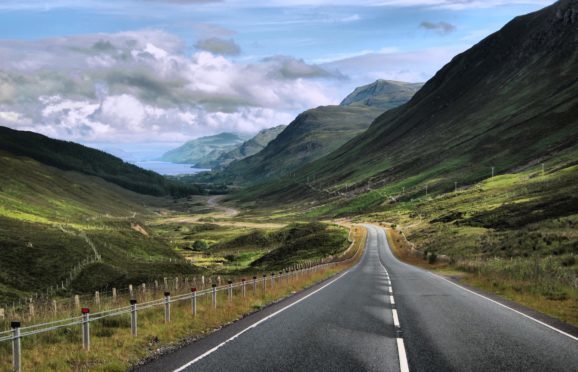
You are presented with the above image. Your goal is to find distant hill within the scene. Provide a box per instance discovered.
[214,79,422,184]
[160,132,248,166]
[208,125,287,170]
[0,126,199,197]
[241,0,578,205]
[340,80,423,109]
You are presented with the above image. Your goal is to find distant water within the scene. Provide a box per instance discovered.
[133,161,209,176]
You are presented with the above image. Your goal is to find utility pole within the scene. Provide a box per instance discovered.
[425,184,428,197]
[454,182,458,193]
[491,167,495,178]
[402,186,405,195]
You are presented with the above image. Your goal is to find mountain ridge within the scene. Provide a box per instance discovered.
[239,0,578,206]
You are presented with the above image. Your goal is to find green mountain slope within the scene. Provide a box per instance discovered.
[340,80,423,110]
[160,132,247,166]
[244,0,578,206]
[215,79,421,184]
[209,125,287,170]
[0,126,198,197]
[0,150,197,303]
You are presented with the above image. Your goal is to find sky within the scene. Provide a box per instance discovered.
[0,0,555,160]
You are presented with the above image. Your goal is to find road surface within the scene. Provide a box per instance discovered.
[138,225,578,372]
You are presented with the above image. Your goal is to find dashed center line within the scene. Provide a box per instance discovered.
[371,225,410,372]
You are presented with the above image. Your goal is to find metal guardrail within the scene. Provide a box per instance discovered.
[0,230,364,371]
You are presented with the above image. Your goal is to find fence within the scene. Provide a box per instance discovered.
[0,227,364,371]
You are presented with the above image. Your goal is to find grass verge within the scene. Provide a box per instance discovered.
[384,226,578,327]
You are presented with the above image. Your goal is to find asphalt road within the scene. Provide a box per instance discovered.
[138,225,578,372]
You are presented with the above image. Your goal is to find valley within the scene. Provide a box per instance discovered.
[0,0,577,370]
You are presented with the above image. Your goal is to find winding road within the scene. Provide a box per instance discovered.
[138,225,578,372]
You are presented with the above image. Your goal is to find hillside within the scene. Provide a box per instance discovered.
[235,0,578,325]
[341,80,423,109]
[209,125,287,170]
[243,0,578,205]
[0,150,199,303]
[0,126,198,197]
[160,132,248,166]
[213,79,422,184]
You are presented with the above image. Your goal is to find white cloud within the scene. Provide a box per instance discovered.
[0,30,339,150]
[321,46,465,83]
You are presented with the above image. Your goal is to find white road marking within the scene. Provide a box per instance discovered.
[371,224,411,372]
[392,309,400,328]
[173,270,352,371]
[397,338,410,372]
[433,273,578,342]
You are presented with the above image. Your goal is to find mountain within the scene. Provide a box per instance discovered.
[241,0,578,206]
[340,80,423,109]
[209,125,287,170]
[0,126,199,197]
[213,79,422,184]
[160,132,248,166]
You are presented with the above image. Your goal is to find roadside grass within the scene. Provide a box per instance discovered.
[384,226,578,326]
[0,226,367,371]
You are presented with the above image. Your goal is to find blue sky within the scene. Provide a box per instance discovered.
[0,0,555,159]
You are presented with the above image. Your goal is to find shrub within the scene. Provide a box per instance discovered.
[193,240,209,251]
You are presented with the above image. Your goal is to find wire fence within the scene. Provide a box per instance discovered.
[0,226,364,371]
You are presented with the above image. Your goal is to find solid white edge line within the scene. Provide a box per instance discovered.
[173,270,352,372]
[397,338,410,372]
[374,223,578,343]
[433,273,578,342]
[390,296,395,305]
[392,309,400,328]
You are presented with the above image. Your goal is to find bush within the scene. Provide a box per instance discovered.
[193,240,209,251]
[428,252,438,264]
[561,255,576,267]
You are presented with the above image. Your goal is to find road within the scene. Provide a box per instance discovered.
[138,225,578,372]
[207,195,239,217]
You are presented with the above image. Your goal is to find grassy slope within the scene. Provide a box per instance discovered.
[0,126,198,197]
[211,105,384,184]
[0,151,199,304]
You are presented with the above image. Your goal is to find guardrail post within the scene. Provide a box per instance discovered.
[164,292,171,323]
[11,321,21,372]
[252,276,257,295]
[271,273,275,288]
[228,281,233,302]
[242,279,246,297]
[130,299,138,337]
[262,274,266,292]
[81,308,90,350]
[191,288,197,316]
[212,284,217,308]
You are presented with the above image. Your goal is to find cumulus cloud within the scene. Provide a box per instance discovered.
[420,21,456,34]
[0,30,338,149]
[194,37,242,56]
